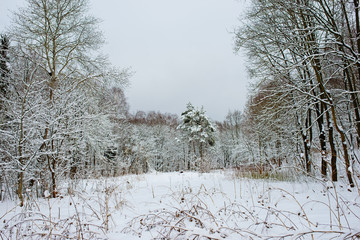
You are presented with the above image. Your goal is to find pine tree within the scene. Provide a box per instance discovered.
[0,34,10,103]
[178,103,216,170]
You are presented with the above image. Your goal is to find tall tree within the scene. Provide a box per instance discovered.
[0,35,10,99]
[178,103,216,170]
[235,0,357,186]
[9,0,129,198]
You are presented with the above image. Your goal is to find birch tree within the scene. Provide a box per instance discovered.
[8,0,129,199]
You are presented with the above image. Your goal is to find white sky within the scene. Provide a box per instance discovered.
[0,0,250,121]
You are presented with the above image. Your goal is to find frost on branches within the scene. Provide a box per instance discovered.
[177,103,216,170]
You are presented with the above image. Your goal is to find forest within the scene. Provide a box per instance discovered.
[0,0,360,239]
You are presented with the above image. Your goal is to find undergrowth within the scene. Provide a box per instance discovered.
[0,171,359,240]
[122,182,360,239]
[0,178,128,239]
[232,166,297,182]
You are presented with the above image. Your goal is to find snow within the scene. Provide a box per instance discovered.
[0,171,359,239]
[43,190,50,198]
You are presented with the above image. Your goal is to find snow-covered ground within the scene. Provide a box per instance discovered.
[1,171,359,239]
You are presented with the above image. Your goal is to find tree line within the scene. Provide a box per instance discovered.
[233,0,360,188]
[0,0,130,206]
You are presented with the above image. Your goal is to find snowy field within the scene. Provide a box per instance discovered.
[0,171,359,239]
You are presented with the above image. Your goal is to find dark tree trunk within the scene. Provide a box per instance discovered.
[17,171,24,207]
[326,111,337,182]
[315,103,327,177]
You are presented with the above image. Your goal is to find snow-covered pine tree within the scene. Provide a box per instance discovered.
[0,35,10,99]
[178,103,216,170]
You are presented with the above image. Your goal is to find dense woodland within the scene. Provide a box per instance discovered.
[1,0,360,207]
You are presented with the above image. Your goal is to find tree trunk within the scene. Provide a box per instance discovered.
[327,101,354,187]
[298,113,311,174]
[302,133,311,174]
[326,110,337,182]
[299,110,312,174]
[17,171,24,207]
[315,103,327,177]
[47,155,57,198]
[17,102,25,206]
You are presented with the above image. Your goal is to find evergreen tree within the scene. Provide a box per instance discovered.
[0,34,10,104]
[178,103,216,170]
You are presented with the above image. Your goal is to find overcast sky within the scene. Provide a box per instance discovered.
[0,0,250,121]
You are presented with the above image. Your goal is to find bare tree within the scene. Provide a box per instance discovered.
[235,0,358,186]
[8,0,129,199]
